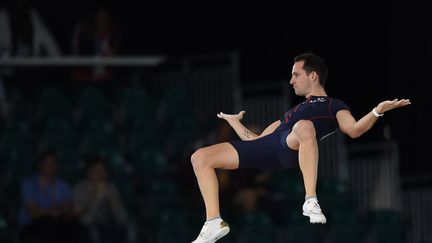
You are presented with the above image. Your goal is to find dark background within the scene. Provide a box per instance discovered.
[3,0,431,179]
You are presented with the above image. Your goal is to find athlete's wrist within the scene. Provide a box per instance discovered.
[372,107,384,118]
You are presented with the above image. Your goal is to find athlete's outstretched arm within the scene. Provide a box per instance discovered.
[336,98,411,138]
[217,111,281,141]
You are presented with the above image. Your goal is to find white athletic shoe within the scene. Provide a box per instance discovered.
[302,199,327,224]
[191,220,230,243]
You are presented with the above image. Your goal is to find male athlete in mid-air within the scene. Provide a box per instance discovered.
[190,52,411,243]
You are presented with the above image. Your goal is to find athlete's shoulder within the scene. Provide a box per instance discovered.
[328,97,350,111]
[327,96,344,101]
[327,96,348,103]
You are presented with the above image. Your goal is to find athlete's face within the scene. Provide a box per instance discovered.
[290,61,313,96]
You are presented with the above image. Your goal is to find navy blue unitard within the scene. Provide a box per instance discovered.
[228,96,350,171]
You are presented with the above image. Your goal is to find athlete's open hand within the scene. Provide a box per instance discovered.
[217,111,246,121]
[376,99,411,113]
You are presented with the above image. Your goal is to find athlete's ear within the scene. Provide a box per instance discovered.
[310,71,318,82]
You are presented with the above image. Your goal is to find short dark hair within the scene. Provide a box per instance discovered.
[35,149,58,172]
[84,155,107,171]
[294,52,328,86]
[37,149,57,164]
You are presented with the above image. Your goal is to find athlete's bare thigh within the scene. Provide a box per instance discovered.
[197,142,240,170]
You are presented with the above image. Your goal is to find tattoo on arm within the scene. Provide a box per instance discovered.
[242,129,252,138]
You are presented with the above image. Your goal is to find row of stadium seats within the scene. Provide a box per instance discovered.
[4,86,195,129]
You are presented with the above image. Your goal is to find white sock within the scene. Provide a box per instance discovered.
[206,217,223,230]
[305,196,318,203]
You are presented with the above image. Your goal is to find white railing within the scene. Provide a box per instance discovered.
[318,130,350,180]
[402,186,432,243]
[0,56,166,67]
[347,141,402,213]
[240,81,291,130]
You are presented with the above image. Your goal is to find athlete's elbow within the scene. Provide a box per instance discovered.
[346,129,362,139]
[349,133,361,139]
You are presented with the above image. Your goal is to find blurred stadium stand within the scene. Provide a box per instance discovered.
[0,53,430,243]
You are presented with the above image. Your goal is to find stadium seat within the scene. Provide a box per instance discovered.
[81,121,119,154]
[370,224,407,243]
[128,125,163,152]
[118,87,155,129]
[56,147,81,165]
[98,147,128,178]
[1,119,33,151]
[280,209,310,226]
[77,88,112,124]
[155,87,195,125]
[165,117,200,155]
[232,210,275,243]
[0,147,36,181]
[283,224,322,243]
[232,209,273,229]
[366,209,407,243]
[317,177,353,209]
[36,87,72,122]
[328,224,366,243]
[146,184,185,227]
[366,209,403,225]
[327,205,360,225]
[39,129,78,152]
[129,148,171,175]
[236,227,275,243]
[265,170,305,211]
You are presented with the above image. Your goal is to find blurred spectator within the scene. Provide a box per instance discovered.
[18,150,87,243]
[71,7,121,82]
[0,0,61,57]
[73,156,130,243]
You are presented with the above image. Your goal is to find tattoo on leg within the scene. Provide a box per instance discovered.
[242,129,252,138]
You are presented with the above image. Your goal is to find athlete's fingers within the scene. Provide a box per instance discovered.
[400,99,411,106]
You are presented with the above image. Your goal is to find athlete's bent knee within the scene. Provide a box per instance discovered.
[191,149,208,171]
[293,120,316,139]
